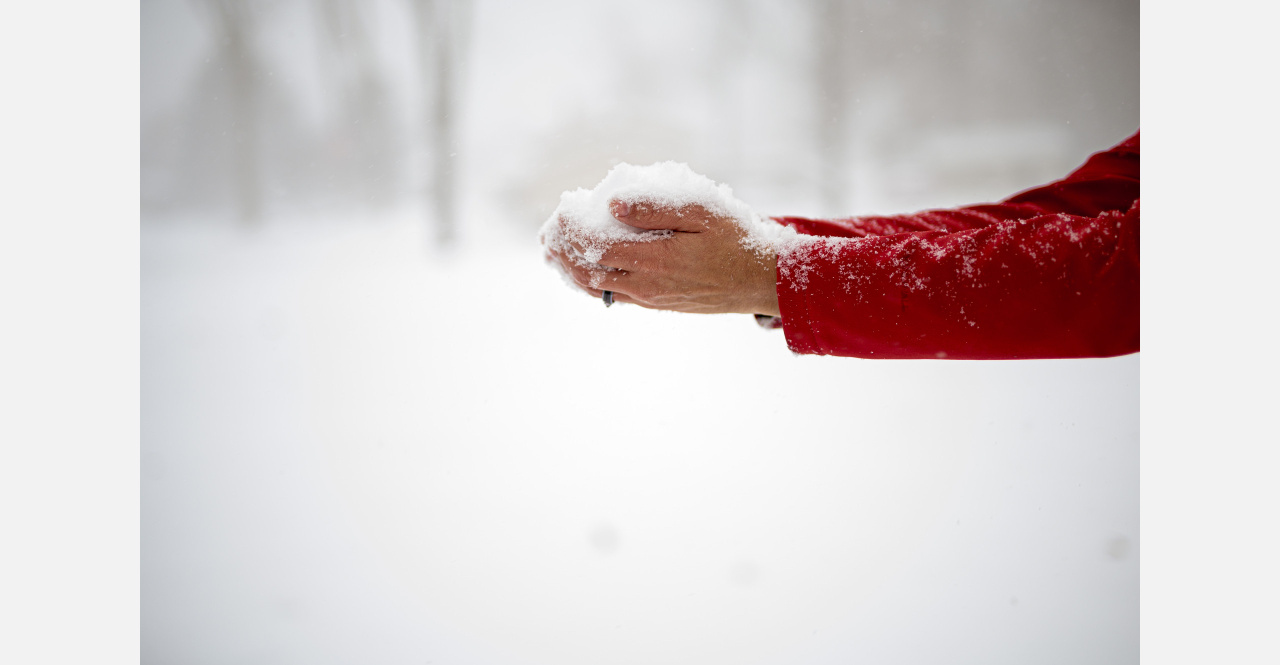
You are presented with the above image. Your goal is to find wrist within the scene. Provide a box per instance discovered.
[751,251,781,317]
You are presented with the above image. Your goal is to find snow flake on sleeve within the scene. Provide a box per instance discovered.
[777,234,854,291]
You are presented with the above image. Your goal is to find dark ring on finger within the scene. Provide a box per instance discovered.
[602,290,614,307]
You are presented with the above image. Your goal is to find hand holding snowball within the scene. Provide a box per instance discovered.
[545,198,781,316]
[538,162,797,317]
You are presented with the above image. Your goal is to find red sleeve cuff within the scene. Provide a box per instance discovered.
[775,236,844,357]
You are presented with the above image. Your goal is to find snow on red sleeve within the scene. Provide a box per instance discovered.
[775,200,1139,359]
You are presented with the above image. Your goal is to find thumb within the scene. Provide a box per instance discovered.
[610,197,712,233]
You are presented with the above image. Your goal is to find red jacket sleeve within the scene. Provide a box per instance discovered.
[771,131,1139,360]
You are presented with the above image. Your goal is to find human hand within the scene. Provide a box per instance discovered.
[543,198,780,316]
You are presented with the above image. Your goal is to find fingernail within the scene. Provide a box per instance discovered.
[612,200,631,217]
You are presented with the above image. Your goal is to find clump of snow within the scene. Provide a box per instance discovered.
[538,161,798,273]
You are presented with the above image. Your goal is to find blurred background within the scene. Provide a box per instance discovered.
[141,1,1139,664]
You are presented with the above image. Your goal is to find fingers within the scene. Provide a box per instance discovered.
[546,247,674,310]
[546,245,633,294]
[566,235,669,271]
[610,198,712,233]
[557,215,672,270]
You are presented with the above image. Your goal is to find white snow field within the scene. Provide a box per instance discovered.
[142,211,1137,665]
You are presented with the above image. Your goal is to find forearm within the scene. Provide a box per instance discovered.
[774,202,1140,359]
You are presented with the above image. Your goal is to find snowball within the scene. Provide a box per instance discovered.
[537,161,797,274]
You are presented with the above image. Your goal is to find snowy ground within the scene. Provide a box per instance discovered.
[142,212,1137,665]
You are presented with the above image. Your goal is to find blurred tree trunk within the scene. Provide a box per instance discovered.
[813,0,854,214]
[412,0,470,247]
[318,0,399,210]
[208,0,262,225]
